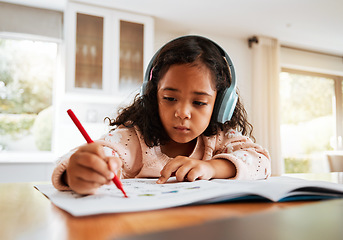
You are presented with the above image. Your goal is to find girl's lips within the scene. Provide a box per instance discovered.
[174,126,190,131]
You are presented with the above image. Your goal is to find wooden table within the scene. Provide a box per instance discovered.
[1,173,343,240]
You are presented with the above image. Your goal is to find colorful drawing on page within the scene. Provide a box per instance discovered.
[138,194,155,197]
[162,190,179,194]
[63,177,214,201]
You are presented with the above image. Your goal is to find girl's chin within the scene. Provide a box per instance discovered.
[169,136,197,145]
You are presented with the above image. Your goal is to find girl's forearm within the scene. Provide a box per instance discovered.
[210,159,237,179]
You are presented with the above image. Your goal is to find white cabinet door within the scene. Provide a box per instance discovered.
[64,2,154,102]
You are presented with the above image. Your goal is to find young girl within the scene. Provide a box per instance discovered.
[52,35,271,194]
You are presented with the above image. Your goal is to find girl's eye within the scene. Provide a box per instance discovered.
[193,101,207,106]
[163,97,176,102]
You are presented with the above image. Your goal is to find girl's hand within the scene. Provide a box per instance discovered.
[157,156,215,184]
[65,143,122,195]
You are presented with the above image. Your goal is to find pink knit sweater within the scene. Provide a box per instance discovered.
[52,126,271,190]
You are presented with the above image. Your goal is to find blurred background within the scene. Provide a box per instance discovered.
[0,0,342,182]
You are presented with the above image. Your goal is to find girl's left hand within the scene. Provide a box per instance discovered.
[157,156,215,184]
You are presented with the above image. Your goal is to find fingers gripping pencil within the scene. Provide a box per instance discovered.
[67,109,128,198]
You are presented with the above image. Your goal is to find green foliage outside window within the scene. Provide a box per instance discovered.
[280,72,334,124]
[0,38,56,151]
[280,72,335,173]
[284,157,310,173]
[0,114,36,139]
[32,106,52,151]
[0,39,53,114]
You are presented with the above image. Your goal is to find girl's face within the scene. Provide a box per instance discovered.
[157,63,217,144]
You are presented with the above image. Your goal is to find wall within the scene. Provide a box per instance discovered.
[0,162,54,183]
[280,47,343,76]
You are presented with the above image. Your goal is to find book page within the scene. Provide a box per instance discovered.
[35,176,343,216]
[212,176,343,202]
[36,177,255,216]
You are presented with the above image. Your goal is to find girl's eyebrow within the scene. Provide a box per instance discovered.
[161,87,179,92]
[161,87,214,97]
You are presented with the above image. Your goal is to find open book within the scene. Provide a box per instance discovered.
[35,176,343,216]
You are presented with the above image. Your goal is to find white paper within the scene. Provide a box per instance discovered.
[35,176,343,216]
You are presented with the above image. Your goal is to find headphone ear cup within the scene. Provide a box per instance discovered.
[216,88,238,123]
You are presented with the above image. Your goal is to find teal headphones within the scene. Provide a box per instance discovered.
[141,36,238,124]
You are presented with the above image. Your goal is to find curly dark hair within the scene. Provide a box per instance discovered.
[107,35,254,147]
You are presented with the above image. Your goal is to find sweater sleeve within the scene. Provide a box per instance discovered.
[51,148,77,191]
[211,129,271,180]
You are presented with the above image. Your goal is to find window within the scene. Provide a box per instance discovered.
[280,69,343,173]
[0,37,58,153]
[0,3,62,164]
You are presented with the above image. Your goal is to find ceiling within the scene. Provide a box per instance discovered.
[2,0,343,56]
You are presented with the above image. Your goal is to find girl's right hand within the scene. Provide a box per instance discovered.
[65,143,121,195]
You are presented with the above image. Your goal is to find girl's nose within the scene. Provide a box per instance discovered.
[175,104,191,119]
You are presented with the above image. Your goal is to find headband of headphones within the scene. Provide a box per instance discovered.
[141,35,238,123]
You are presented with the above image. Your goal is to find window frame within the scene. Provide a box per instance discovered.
[281,68,343,151]
[280,68,343,173]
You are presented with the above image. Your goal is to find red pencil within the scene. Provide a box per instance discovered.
[67,109,128,198]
